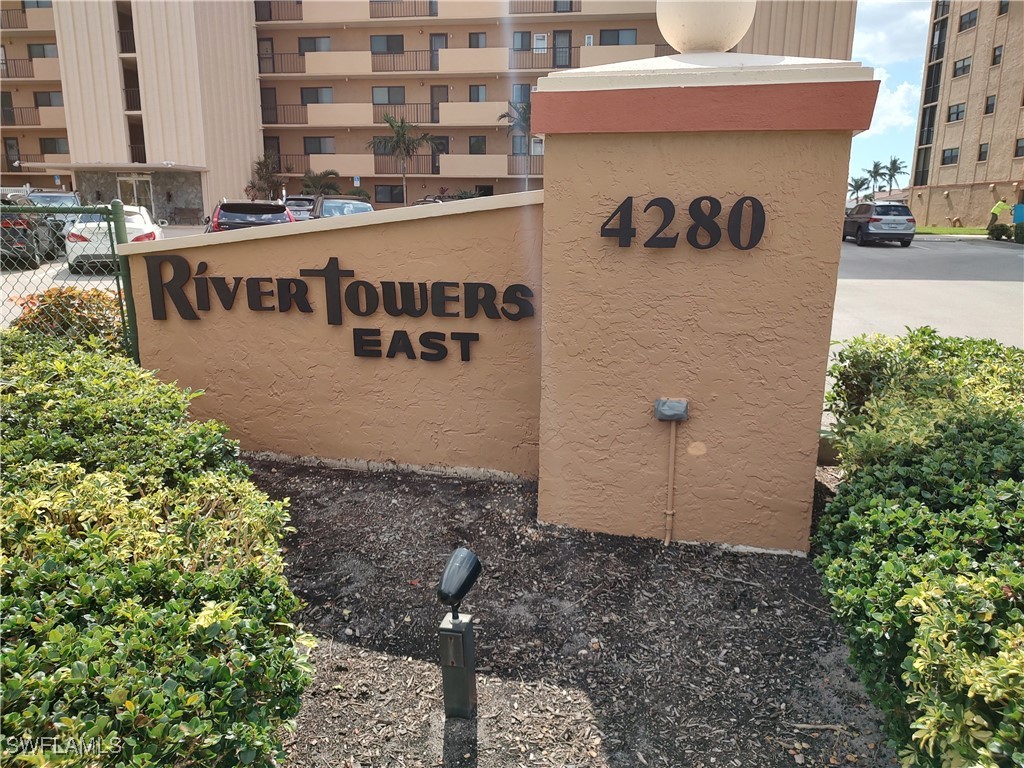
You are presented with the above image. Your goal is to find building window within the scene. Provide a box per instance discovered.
[376,185,404,203]
[468,136,486,154]
[511,83,531,104]
[469,85,486,102]
[941,147,959,165]
[998,0,1009,14]
[924,63,942,103]
[1016,138,1024,158]
[39,137,69,154]
[984,95,996,114]
[929,18,947,61]
[913,146,931,185]
[992,45,1003,65]
[298,37,330,55]
[952,56,971,76]
[469,32,486,48]
[300,87,333,105]
[934,0,949,17]
[33,91,63,107]
[23,0,53,7]
[512,31,531,51]
[947,102,965,121]
[370,34,404,53]
[919,105,936,145]
[372,86,405,105]
[27,43,58,58]
[978,143,989,161]
[303,136,335,154]
[958,9,978,31]
[599,29,638,45]
[511,135,528,155]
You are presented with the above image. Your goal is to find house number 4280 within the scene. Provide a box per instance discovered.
[600,196,766,251]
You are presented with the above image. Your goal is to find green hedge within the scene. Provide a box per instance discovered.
[816,328,1024,766]
[1,331,311,767]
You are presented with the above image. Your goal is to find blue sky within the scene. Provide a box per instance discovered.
[848,0,932,194]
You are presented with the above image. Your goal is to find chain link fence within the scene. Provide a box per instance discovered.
[0,196,137,359]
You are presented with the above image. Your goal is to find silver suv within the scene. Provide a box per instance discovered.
[842,202,916,247]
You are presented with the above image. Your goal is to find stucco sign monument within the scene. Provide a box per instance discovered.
[122,0,877,555]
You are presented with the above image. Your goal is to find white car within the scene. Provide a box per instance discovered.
[66,205,165,274]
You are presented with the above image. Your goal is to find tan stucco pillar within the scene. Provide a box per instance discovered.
[533,53,878,554]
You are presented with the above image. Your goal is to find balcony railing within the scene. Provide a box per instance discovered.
[373,103,433,123]
[124,88,141,111]
[258,52,305,74]
[254,1,303,21]
[1,107,41,127]
[509,46,579,69]
[5,154,44,172]
[374,154,434,175]
[1,8,27,28]
[369,0,438,18]
[371,50,434,72]
[119,29,136,54]
[509,0,580,12]
[508,155,543,176]
[276,153,310,173]
[1,59,34,78]
[655,43,674,56]
[262,104,308,124]
[129,144,147,163]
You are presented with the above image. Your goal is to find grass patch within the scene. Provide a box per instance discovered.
[914,226,988,235]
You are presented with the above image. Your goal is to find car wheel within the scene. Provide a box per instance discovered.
[900,240,912,248]
[855,227,867,247]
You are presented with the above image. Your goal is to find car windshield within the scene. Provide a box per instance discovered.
[126,213,147,226]
[76,213,105,223]
[286,200,313,210]
[322,201,373,216]
[874,205,912,217]
[28,194,78,206]
[218,205,290,223]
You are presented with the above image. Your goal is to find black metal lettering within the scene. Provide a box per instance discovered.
[345,280,380,317]
[381,281,429,317]
[386,330,417,359]
[450,331,480,362]
[210,276,244,310]
[301,257,354,326]
[247,278,275,311]
[500,284,535,321]
[277,278,313,313]
[145,254,198,320]
[431,281,460,318]
[353,328,382,357]
[419,331,448,362]
[193,262,211,311]
[464,282,500,319]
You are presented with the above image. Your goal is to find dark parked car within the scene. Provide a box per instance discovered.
[310,195,374,219]
[1,194,56,270]
[27,189,82,259]
[204,200,295,233]
[842,202,916,247]
[284,195,316,221]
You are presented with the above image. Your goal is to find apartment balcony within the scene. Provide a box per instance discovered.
[307,102,375,127]
[254,1,303,21]
[304,51,372,76]
[44,153,71,165]
[276,153,310,174]
[371,50,434,73]
[373,103,433,124]
[437,101,506,126]
[5,155,44,173]
[369,0,437,18]
[508,154,543,176]
[655,44,674,55]
[438,47,509,74]
[1,8,27,28]
[440,154,507,177]
[258,53,305,74]
[32,57,62,80]
[509,0,580,13]
[1,59,33,79]
[262,104,308,125]
[374,154,435,175]
[119,30,136,54]
[26,6,55,30]
[309,153,375,177]
[39,106,65,128]
[509,47,579,69]
[129,144,147,163]
[1,107,40,127]
[124,88,141,111]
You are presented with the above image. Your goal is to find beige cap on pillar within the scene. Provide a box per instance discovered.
[657,0,757,53]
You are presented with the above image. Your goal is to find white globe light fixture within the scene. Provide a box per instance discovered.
[657,0,757,53]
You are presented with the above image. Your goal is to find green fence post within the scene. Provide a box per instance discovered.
[111,199,140,364]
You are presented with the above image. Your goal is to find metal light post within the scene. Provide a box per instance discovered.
[436,547,482,719]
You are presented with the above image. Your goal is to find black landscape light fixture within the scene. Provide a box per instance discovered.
[437,547,482,719]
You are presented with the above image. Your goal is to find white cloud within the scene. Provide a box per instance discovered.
[860,67,920,138]
[853,0,931,66]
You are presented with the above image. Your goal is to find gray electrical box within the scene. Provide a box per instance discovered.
[439,613,477,718]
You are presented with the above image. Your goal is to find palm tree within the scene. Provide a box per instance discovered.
[244,152,284,201]
[301,169,342,195]
[864,160,886,194]
[498,100,532,191]
[366,114,444,206]
[847,176,869,203]
[884,156,907,192]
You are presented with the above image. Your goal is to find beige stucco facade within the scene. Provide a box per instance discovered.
[123,196,543,477]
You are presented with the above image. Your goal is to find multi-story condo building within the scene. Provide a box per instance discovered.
[1,0,259,221]
[2,0,857,214]
[257,0,857,207]
[909,0,1023,226]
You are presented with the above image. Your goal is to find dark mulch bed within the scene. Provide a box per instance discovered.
[248,456,895,768]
